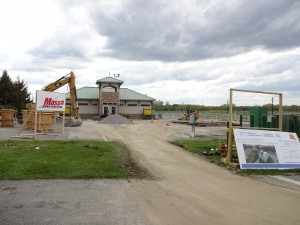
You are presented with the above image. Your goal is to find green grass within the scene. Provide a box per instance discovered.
[172,138,230,165]
[0,140,149,180]
[240,169,300,176]
[172,139,300,176]
[172,139,226,155]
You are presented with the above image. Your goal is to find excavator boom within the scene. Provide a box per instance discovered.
[42,71,82,127]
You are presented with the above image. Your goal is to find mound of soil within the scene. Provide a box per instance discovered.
[99,114,133,125]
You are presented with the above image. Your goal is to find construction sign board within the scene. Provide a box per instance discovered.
[234,128,300,169]
[36,90,66,112]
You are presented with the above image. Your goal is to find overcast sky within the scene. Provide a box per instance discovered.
[1,0,299,106]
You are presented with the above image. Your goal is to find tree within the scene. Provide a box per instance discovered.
[0,70,31,111]
[12,76,31,111]
[0,70,14,105]
[154,100,164,105]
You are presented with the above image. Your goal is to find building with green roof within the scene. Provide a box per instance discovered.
[66,76,155,118]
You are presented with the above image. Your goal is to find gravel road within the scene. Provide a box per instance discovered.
[1,119,300,225]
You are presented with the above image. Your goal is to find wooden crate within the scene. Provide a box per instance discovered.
[39,112,55,124]
[0,109,15,120]
[22,110,35,129]
[37,112,55,132]
[0,109,15,127]
[22,111,55,132]
[0,120,14,127]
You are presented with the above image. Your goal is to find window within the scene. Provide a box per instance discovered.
[127,104,138,106]
[141,104,150,106]
[103,102,117,105]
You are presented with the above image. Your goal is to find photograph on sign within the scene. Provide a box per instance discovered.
[234,129,300,169]
[242,144,279,164]
[36,90,66,112]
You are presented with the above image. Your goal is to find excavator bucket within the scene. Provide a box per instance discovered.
[65,117,83,127]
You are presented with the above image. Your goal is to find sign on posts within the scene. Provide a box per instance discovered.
[34,91,66,139]
[234,129,300,169]
[36,91,66,111]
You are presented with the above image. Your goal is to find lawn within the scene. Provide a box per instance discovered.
[0,140,148,180]
[172,138,232,165]
[172,139,300,176]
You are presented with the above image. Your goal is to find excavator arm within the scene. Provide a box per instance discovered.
[42,71,82,127]
[42,75,72,92]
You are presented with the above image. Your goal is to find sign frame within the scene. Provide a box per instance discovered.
[226,89,283,167]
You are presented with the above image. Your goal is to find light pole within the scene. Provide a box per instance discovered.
[271,97,274,115]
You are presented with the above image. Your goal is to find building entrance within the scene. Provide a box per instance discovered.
[103,107,109,116]
[102,105,117,116]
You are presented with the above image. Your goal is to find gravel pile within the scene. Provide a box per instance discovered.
[99,114,133,124]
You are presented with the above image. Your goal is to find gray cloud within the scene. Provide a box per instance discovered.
[2,0,299,106]
[28,0,300,63]
[239,75,300,93]
[88,0,300,61]
[29,35,88,60]
[27,4,95,62]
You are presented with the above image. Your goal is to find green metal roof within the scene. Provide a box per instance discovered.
[74,87,98,99]
[96,77,123,85]
[66,87,155,101]
[120,88,155,101]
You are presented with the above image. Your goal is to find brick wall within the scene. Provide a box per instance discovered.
[101,92,119,103]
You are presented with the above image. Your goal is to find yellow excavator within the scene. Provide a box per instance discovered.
[26,71,82,127]
[179,108,199,121]
[43,71,82,127]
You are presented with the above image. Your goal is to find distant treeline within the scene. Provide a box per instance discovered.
[153,102,300,112]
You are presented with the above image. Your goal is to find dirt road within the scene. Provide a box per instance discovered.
[92,120,300,225]
[1,120,300,225]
